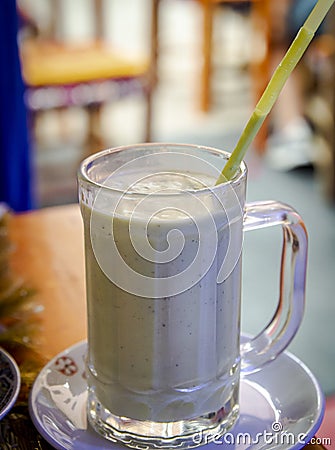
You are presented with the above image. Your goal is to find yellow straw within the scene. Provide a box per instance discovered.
[216,0,335,184]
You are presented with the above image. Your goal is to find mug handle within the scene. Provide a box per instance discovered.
[240,200,308,375]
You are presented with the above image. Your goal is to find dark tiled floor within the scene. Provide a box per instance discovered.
[244,164,335,396]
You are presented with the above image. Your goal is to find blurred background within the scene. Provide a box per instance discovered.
[1,0,335,406]
[14,0,335,207]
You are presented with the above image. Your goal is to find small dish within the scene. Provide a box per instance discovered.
[0,347,21,420]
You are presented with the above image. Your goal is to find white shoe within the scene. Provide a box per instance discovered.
[266,118,315,171]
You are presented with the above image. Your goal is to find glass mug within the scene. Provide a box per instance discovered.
[78,143,307,449]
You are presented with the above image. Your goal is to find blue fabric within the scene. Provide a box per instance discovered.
[0,0,33,211]
[287,0,325,40]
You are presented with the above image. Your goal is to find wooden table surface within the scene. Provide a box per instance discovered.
[7,204,327,449]
[9,203,86,360]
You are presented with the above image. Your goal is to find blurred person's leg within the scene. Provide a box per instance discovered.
[266,0,322,171]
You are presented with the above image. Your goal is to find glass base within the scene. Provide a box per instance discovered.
[87,388,239,449]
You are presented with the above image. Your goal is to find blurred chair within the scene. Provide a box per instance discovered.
[197,0,271,151]
[19,0,158,156]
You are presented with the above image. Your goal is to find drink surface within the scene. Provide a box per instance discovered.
[105,170,215,193]
[83,170,243,422]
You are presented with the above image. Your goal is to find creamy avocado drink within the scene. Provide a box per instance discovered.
[82,167,244,423]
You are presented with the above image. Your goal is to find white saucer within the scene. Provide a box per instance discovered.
[0,347,21,420]
[29,341,324,450]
